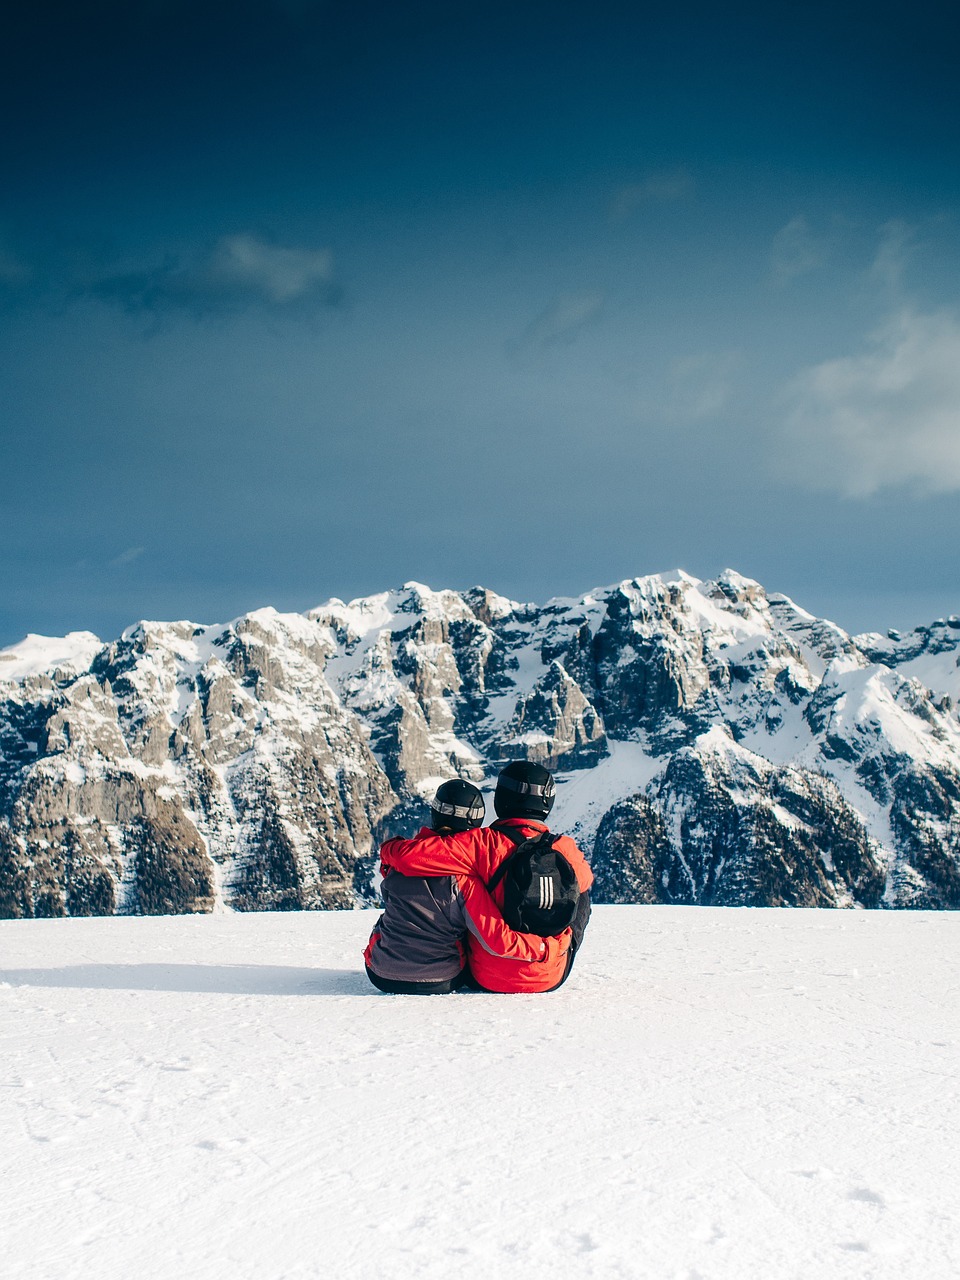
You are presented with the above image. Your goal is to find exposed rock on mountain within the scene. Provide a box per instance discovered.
[593,731,885,908]
[2,571,960,916]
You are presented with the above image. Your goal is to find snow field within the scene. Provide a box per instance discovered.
[2,906,959,1279]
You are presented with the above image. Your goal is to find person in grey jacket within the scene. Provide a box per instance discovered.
[363,779,485,994]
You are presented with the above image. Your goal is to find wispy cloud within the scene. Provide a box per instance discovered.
[664,351,741,423]
[869,219,916,295]
[770,215,830,284]
[778,306,960,495]
[0,238,32,288]
[509,291,605,354]
[110,546,145,567]
[610,168,694,222]
[209,235,333,303]
[84,233,340,319]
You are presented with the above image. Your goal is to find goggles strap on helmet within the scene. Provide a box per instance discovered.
[496,775,555,799]
[431,798,484,821]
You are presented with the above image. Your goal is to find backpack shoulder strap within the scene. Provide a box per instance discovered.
[486,826,525,894]
[486,827,558,894]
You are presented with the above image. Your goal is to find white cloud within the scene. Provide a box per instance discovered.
[665,351,741,423]
[208,234,333,304]
[869,220,916,294]
[111,546,145,567]
[88,233,339,318]
[511,291,604,353]
[770,215,829,283]
[779,307,960,495]
[611,169,694,221]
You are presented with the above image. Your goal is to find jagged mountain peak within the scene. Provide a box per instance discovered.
[2,570,960,917]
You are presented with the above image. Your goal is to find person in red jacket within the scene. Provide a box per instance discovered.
[364,778,557,994]
[379,761,593,994]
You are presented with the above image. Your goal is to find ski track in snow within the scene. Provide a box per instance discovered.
[2,909,959,1279]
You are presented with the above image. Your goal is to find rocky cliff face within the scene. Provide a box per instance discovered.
[3,570,960,916]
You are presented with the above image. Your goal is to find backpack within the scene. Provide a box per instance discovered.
[487,827,581,936]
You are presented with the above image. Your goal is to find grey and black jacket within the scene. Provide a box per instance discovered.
[364,869,468,984]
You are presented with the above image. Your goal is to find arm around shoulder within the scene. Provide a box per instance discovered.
[379,828,481,876]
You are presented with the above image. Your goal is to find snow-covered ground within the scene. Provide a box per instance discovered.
[2,907,959,1279]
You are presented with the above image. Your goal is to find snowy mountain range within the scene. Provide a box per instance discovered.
[2,569,960,917]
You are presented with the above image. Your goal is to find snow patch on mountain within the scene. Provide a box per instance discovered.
[0,631,103,685]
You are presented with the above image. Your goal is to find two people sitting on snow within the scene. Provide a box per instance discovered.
[364,761,593,994]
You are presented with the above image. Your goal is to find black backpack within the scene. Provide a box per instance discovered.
[487,826,581,936]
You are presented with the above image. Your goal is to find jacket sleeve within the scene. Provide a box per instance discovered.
[457,875,571,964]
[379,829,479,876]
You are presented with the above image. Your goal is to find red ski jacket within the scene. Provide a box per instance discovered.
[378,819,593,993]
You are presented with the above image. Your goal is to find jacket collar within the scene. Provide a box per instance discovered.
[492,817,548,832]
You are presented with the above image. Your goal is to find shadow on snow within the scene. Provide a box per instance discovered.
[0,963,376,997]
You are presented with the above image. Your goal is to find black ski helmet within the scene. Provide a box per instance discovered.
[429,779,485,832]
[493,760,556,820]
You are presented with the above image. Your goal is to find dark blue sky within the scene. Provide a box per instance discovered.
[3,0,960,644]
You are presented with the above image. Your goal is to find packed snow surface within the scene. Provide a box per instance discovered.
[2,907,959,1279]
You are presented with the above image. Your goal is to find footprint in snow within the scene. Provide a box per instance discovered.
[847,1187,885,1207]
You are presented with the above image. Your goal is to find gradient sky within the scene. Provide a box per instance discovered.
[3,0,960,645]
